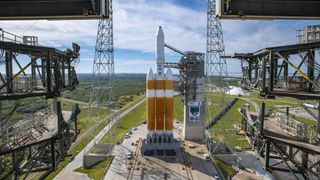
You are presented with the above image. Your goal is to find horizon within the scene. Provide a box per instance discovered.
[1,0,319,74]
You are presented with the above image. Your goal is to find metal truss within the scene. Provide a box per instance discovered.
[0,30,80,100]
[227,42,320,100]
[239,102,320,179]
[0,29,81,179]
[206,0,227,79]
[0,101,80,179]
[216,0,320,20]
[89,0,114,110]
[0,0,109,20]
[205,0,229,147]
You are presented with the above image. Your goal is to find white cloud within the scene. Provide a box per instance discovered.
[115,58,155,73]
[113,0,206,53]
[0,0,319,74]
[0,20,98,48]
[0,0,206,53]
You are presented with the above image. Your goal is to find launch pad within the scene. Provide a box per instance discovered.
[105,122,220,180]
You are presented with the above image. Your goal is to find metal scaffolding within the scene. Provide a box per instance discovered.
[89,0,114,109]
[0,29,81,179]
[239,103,320,179]
[205,0,229,133]
[297,25,320,44]
[226,42,320,100]
[206,0,227,78]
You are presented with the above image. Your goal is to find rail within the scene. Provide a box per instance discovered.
[180,141,193,180]
[0,28,23,44]
[164,43,185,56]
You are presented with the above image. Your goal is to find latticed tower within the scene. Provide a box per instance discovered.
[206,0,227,78]
[205,0,228,135]
[89,0,114,109]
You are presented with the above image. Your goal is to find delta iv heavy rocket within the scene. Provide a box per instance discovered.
[146,26,174,144]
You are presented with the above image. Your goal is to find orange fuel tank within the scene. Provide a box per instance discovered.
[146,68,155,131]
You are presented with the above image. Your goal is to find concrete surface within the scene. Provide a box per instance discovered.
[104,121,220,180]
[239,97,260,113]
[237,151,273,180]
[83,144,114,168]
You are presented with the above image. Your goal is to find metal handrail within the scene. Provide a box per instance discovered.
[0,28,23,44]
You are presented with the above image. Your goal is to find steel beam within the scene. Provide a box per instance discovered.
[0,0,109,20]
[268,166,303,175]
[264,140,270,170]
[5,51,13,93]
[261,56,267,96]
[269,52,274,92]
[12,151,19,179]
[216,0,320,20]
[0,41,79,100]
[273,143,301,179]
[307,50,315,92]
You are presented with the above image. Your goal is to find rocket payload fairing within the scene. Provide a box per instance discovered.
[156,26,165,76]
[146,26,173,143]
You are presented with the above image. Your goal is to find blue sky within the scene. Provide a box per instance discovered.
[1,0,320,75]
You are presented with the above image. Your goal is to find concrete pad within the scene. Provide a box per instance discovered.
[104,121,220,180]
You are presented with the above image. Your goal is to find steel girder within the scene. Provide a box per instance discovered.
[0,0,109,20]
[230,42,320,100]
[0,41,80,100]
[239,103,320,179]
[216,0,320,20]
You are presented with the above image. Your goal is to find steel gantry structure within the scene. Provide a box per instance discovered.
[0,1,109,178]
[239,102,320,179]
[206,0,228,78]
[0,29,80,101]
[0,29,81,179]
[215,0,320,20]
[225,42,320,100]
[89,0,114,111]
[0,0,109,20]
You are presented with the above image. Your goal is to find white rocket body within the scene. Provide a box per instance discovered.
[156,26,165,77]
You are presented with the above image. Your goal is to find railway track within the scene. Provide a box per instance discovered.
[180,141,193,180]
[127,138,141,180]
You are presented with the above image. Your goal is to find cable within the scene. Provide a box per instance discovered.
[20,21,39,37]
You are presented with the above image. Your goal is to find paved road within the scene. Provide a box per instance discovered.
[60,97,88,105]
[239,97,260,113]
[55,99,145,180]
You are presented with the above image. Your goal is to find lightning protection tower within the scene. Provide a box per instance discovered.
[205,0,228,144]
[89,0,114,113]
[206,0,227,79]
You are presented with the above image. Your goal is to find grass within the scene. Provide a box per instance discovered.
[100,100,146,144]
[119,95,145,113]
[63,74,146,102]
[205,93,235,123]
[248,96,317,140]
[250,97,300,111]
[210,98,250,150]
[45,96,144,179]
[174,96,184,122]
[75,156,114,180]
[211,156,237,180]
[45,110,111,180]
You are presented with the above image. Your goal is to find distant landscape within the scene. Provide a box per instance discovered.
[63,73,147,102]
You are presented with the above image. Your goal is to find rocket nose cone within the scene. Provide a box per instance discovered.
[166,68,173,79]
[157,26,164,37]
[147,68,154,80]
